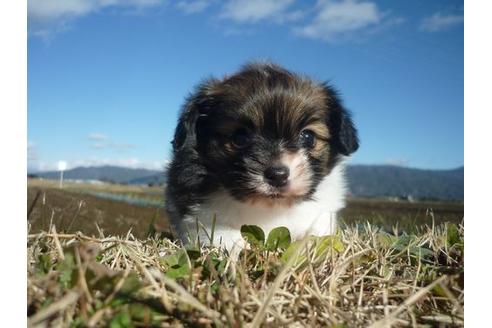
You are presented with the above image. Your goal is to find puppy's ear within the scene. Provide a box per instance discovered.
[324,85,359,156]
[172,78,220,152]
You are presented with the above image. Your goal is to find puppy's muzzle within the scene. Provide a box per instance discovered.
[264,165,290,187]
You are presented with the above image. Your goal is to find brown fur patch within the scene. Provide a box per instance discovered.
[210,63,332,132]
[305,121,330,140]
[200,63,335,173]
[303,121,330,159]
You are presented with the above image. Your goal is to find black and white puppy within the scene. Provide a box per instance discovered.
[166,62,359,250]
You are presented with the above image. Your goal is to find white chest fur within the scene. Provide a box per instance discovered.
[181,162,348,250]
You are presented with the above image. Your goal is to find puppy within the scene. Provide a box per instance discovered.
[165,62,359,251]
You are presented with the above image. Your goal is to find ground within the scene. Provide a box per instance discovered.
[27,178,463,238]
[27,179,464,327]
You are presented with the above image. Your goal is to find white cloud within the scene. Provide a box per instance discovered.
[28,0,163,21]
[88,133,108,141]
[90,143,108,150]
[296,0,383,41]
[34,158,168,171]
[28,141,38,161]
[87,133,137,151]
[420,12,463,32]
[176,0,214,14]
[68,158,167,170]
[385,158,409,167]
[28,0,165,38]
[90,143,137,151]
[28,0,93,22]
[220,0,296,23]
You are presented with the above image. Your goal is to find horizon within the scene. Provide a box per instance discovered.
[28,0,464,172]
[28,162,464,174]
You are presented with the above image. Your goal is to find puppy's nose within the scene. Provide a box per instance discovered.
[264,165,290,187]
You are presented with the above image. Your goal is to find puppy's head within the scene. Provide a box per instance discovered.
[172,63,358,207]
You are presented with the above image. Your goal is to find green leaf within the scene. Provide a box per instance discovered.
[41,296,54,310]
[146,218,157,238]
[447,223,461,247]
[315,236,345,257]
[129,303,153,322]
[389,234,433,259]
[377,232,399,248]
[69,317,86,328]
[36,253,52,276]
[281,235,345,268]
[177,250,189,267]
[160,249,192,279]
[281,240,307,266]
[217,258,227,274]
[160,249,188,268]
[409,246,434,258]
[119,273,141,295]
[210,281,220,293]
[240,225,265,247]
[165,265,190,279]
[432,284,447,297]
[110,296,128,307]
[57,252,77,289]
[109,312,133,328]
[392,234,417,252]
[265,227,291,251]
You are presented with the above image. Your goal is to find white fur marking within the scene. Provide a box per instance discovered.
[181,161,348,250]
[279,150,312,196]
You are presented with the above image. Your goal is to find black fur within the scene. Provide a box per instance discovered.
[165,63,359,233]
[324,84,359,156]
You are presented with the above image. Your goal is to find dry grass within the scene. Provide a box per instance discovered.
[27,221,463,327]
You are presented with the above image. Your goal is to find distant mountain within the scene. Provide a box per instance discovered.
[128,173,167,185]
[36,165,162,185]
[34,164,464,201]
[346,165,463,201]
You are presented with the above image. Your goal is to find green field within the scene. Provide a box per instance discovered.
[28,178,463,238]
[27,179,464,326]
[28,179,169,239]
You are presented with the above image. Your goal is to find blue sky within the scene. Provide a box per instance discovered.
[27,0,464,172]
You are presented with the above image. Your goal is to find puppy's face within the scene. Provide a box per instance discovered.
[173,64,358,207]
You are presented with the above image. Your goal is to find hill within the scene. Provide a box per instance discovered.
[36,165,161,185]
[346,165,463,201]
[35,164,464,201]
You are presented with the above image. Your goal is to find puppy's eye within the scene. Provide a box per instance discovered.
[231,129,252,148]
[299,129,316,148]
